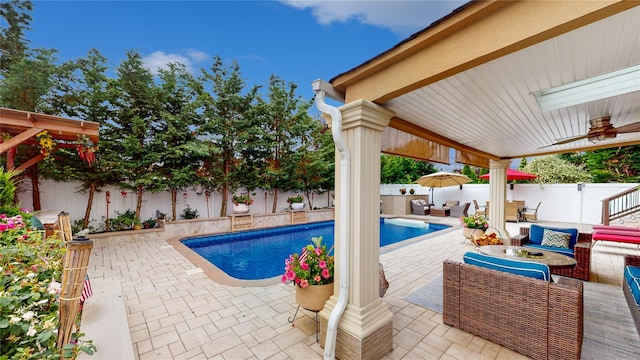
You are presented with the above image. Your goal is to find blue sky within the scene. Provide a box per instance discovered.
[29,0,467,101]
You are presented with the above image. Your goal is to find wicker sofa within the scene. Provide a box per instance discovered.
[511,225,592,281]
[443,256,584,360]
[623,255,640,336]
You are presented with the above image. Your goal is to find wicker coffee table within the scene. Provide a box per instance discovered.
[430,208,450,217]
[478,245,577,269]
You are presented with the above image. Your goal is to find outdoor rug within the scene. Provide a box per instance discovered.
[403,276,640,359]
[403,275,442,314]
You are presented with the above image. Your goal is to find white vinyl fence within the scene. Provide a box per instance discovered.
[15,180,638,227]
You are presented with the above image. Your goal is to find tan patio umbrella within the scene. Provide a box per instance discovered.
[414,171,471,205]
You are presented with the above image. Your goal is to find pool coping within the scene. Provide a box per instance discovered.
[166,235,283,287]
[167,217,460,287]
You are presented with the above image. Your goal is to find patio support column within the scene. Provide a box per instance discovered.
[488,159,511,240]
[319,99,394,360]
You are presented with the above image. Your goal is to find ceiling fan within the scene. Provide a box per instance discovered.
[543,116,640,147]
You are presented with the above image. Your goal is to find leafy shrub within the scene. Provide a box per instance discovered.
[143,218,156,229]
[180,205,199,220]
[108,209,136,231]
[0,213,95,358]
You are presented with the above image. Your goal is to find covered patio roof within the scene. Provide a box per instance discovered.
[328,0,640,167]
[0,107,99,170]
[313,3,640,357]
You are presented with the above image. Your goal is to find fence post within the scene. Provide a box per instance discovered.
[57,235,93,349]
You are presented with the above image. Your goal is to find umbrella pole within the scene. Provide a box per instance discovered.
[431,187,434,206]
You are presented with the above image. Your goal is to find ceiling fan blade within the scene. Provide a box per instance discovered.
[614,121,640,134]
[537,134,589,149]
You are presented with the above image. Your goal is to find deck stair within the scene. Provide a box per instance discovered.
[602,186,640,226]
[610,213,640,228]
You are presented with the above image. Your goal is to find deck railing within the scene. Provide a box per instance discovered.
[601,186,640,225]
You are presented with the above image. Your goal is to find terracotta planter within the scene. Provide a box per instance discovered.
[295,283,334,311]
[463,227,484,241]
[233,203,250,214]
[290,202,304,210]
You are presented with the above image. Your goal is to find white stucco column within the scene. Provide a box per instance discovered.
[319,99,394,359]
[488,159,511,240]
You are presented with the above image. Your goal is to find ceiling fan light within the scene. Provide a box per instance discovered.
[533,65,640,112]
[588,132,616,143]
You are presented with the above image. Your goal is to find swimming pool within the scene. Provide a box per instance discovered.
[182,219,450,280]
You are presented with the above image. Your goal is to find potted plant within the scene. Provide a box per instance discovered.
[282,236,334,311]
[133,217,142,230]
[399,188,407,195]
[232,194,254,214]
[460,214,489,243]
[287,195,304,210]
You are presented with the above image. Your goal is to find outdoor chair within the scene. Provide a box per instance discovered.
[441,200,459,209]
[449,202,470,218]
[505,202,519,222]
[523,202,541,222]
[473,200,486,217]
[410,199,430,215]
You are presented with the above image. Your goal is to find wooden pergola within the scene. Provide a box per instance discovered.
[0,107,99,170]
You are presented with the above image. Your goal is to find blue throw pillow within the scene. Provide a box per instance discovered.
[529,224,578,249]
[463,251,551,281]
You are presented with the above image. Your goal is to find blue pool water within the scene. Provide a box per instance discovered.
[182,219,450,280]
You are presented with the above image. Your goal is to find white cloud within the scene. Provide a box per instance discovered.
[142,49,210,75]
[280,0,467,36]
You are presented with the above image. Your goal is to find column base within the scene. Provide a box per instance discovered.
[318,298,393,360]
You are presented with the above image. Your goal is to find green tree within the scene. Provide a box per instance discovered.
[105,51,163,220]
[197,56,259,216]
[583,146,640,183]
[461,164,481,183]
[154,62,208,220]
[380,154,437,184]
[41,49,112,228]
[0,44,58,211]
[292,119,334,209]
[523,155,592,184]
[256,75,319,212]
[0,0,32,75]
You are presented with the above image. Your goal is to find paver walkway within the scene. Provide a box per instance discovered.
[81,217,640,359]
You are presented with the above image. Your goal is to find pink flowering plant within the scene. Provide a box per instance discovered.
[282,236,334,288]
[460,214,489,229]
[0,213,96,358]
[232,193,254,205]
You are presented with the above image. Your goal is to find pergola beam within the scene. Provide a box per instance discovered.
[0,108,99,168]
[0,127,43,155]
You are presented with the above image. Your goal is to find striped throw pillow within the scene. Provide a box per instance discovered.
[541,229,571,249]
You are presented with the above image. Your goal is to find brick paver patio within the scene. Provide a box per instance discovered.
[80,216,640,359]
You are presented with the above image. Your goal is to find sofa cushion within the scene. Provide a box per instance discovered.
[541,229,571,249]
[593,232,640,244]
[624,265,640,306]
[529,224,578,249]
[463,251,551,281]
[592,225,640,235]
